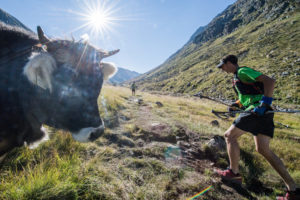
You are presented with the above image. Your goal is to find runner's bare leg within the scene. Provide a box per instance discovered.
[254,134,296,191]
[224,125,246,174]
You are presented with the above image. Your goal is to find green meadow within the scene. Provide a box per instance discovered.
[1,85,299,200]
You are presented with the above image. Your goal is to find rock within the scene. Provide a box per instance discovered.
[155,101,163,107]
[151,122,164,129]
[281,71,289,76]
[122,131,132,138]
[120,115,130,121]
[136,139,145,147]
[286,95,292,99]
[210,120,219,127]
[134,98,144,105]
[174,126,189,141]
[177,141,191,149]
[207,135,226,151]
[193,92,203,98]
[118,136,135,147]
[105,133,135,147]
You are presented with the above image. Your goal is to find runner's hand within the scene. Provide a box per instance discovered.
[253,104,267,116]
[228,102,240,117]
[253,96,273,116]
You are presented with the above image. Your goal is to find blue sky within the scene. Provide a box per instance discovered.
[1,0,235,73]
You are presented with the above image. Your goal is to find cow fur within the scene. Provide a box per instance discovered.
[23,53,118,91]
[0,22,120,161]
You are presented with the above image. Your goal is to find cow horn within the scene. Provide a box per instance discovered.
[100,49,120,59]
[37,26,50,44]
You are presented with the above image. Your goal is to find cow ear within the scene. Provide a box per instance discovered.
[101,62,117,80]
[23,53,57,92]
[37,26,50,44]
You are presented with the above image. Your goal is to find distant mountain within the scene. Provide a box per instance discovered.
[186,26,206,44]
[0,8,32,31]
[133,0,300,105]
[109,67,141,84]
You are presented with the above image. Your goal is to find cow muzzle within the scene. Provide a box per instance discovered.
[71,125,104,142]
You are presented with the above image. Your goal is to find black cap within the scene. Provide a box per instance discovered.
[216,55,238,69]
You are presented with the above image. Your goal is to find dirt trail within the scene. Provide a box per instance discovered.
[104,95,258,200]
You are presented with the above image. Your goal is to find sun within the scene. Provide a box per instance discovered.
[69,0,119,39]
[88,12,108,29]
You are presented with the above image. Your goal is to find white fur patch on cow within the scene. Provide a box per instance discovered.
[23,52,57,92]
[101,62,117,80]
[72,125,104,142]
[72,127,94,142]
[28,126,49,149]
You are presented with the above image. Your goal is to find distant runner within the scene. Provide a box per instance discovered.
[131,81,137,96]
[215,55,299,200]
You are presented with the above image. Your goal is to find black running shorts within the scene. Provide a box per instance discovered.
[233,111,275,138]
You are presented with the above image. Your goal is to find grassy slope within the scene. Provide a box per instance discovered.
[1,85,299,200]
[135,10,300,107]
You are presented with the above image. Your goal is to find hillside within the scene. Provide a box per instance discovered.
[133,0,300,106]
[109,67,141,84]
[1,85,299,199]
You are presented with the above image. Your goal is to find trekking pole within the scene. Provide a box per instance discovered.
[211,109,300,127]
[193,93,232,107]
[212,109,300,115]
[193,93,299,113]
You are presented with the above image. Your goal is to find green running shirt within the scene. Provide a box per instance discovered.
[235,67,263,110]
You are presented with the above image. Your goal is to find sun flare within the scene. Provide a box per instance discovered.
[88,12,109,30]
[85,8,112,35]
[69,0,120,39]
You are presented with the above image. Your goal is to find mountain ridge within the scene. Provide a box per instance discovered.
[109,67,141,84]
[133,0,300,106]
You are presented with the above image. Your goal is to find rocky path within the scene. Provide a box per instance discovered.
[102,95,260,200]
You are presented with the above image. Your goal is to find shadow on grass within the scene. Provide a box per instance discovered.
[222,180,257,200]
[240,149,273,196]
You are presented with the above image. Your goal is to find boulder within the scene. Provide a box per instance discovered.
[207,135,226,151]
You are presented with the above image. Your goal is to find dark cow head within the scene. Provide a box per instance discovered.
[0,24,119,161]
[21,26,119,143]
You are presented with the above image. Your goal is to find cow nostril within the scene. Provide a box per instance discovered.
[89,132,98,141]
[88,128,103,141]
